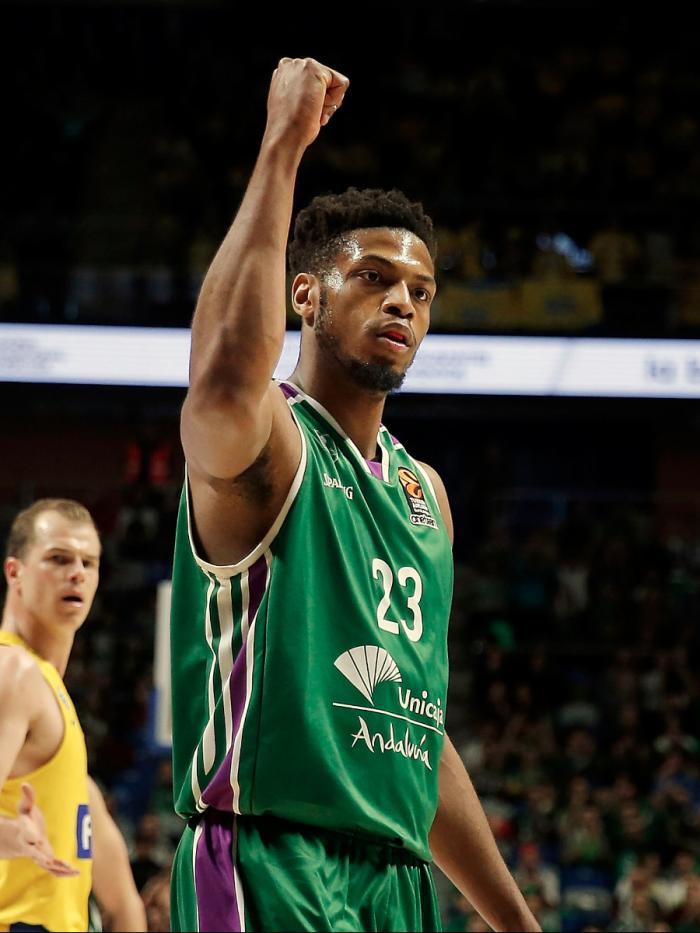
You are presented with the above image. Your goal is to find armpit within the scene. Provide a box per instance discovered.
[207,446,275,505]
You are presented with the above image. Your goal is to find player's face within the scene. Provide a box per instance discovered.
[7,511,101,632]
[315,228,436,393]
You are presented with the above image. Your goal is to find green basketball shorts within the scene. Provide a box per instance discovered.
[171,811,442,932]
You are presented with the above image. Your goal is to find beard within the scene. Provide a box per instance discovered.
[314,288,408,395]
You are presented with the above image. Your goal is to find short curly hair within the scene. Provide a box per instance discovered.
[287,187,437,277]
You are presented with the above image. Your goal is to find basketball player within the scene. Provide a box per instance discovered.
[169,58,540,932]
[0,499,146,932]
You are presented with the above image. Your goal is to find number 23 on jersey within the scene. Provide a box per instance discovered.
[372,558,423,642]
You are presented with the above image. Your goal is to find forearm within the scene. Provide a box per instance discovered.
[189,137,303,395]
[429,736,540,932]
[88,776,147,931]
[102,893,147,932]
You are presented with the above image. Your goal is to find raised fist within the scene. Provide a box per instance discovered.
[265,57,349,151]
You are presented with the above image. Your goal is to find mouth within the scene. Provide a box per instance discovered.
[376,328,412,351]
[62,594,84,607]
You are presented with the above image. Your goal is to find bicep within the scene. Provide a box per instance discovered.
[184,384,303,565]
[0,655,35,786]
[181,380,277,482]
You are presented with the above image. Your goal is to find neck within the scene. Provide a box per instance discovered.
[1,606,74,677]
[289,357,387,459]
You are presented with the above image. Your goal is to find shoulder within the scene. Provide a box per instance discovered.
[0,644,41,687]
[414,460,453,545]
[0,645,44,712]
[415,460,447,497]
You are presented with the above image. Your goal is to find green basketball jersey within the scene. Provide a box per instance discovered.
[169,381,453,861]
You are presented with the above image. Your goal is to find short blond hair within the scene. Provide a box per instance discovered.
[5,499,97,560]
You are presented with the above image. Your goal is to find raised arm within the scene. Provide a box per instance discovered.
[181,58,349,484]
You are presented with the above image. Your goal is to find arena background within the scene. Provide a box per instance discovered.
[2,2,700,930]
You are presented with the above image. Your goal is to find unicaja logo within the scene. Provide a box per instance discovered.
[334,646,402,705]
[333,646,438,772]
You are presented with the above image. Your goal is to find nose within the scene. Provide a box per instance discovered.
[381,281,414,318]
[69,560,86,583]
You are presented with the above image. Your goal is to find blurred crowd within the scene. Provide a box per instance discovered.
[442,497,700,931]
[3,6,700,335]
[432,420,700,930]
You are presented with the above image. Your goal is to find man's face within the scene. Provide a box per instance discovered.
[311,227,436,394]
[5,510,101,632]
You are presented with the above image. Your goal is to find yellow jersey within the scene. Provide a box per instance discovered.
[0,631,92,932]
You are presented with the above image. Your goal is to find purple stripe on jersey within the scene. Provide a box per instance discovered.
[366,458,383,479]
[279,381,300,399]
[247,554,268,618]
[201,650,247,810]
[200,555,269,811]
[194,812,241,931]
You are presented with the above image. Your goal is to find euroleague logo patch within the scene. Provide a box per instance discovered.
[398,467,438,529]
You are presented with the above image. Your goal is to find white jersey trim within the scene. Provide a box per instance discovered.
[201,575,218,773]
[412,459,441,515]
[280,381,398,481]
[230,550,270,814]
[215,577,235,763]
[184,407,308,578]
[376,428,391,482]
[232,818,246,932]
[192,821,203,932]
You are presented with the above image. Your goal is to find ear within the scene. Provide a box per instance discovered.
[291,273,320,326]
[4,557,21,589]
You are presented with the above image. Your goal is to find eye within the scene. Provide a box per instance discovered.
[358,270,381,284]
[414,287,431,302]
